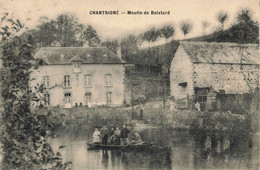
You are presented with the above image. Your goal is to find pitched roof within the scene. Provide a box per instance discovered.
[34,47,126,64]
[180,41,259,64]
[69,55,83,62]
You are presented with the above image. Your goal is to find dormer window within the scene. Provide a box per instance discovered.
[70,55,83,73]
[74,62,81,73]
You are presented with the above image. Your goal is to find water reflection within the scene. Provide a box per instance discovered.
[49,127,258,170]
[101,150,109,169]
[190,129,255,170]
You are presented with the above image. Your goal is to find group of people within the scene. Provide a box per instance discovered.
[92,124,142,145]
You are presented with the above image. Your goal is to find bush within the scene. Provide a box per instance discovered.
[45,107,132,131]
[142,107,249,130]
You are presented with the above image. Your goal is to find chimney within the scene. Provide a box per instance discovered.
[117,45,122,59]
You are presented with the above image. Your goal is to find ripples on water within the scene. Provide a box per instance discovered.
[50,127,258,170]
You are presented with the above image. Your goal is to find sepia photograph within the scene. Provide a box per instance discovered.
[0,0,259,169]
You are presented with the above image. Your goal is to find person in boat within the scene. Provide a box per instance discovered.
[120,124,130,145]
[195,101,201,111]
[93,128,101,144]
[111,127,121,145]
[108,125,115,145]
[132,131,143,144]
[100,125,109,145]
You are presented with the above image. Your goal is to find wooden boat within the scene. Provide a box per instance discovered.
[87,141,149,151]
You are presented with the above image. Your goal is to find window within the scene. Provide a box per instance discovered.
[178,82,187,87]
[43,76,50,88]
[44,94,50,105]
[73,63,81,72]
[106,92,112,104]
[74,63,80,68]
[64,75,70,87]
[85,93,92,105]
[64,93,71,104]
[84,75,92,87]
[104,74,112,87]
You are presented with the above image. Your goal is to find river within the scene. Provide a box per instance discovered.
[50,124,258,170]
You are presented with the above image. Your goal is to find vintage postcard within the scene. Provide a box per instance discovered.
[0,0,259,169]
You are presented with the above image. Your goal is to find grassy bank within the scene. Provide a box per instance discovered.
[39,107,133,132]
[140,107,258,132]
[39,105,258,135]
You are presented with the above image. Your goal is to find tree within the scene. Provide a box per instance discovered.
[101,39,119,54]
[120,34,140,61]
[75,23,86,47]
[0,14,70,169]
[202,21,210,35]
[31,13,85,48]
[142,27,161,47]
[216,11,229,30]
[31,20,57,47]
[180,20,193,38]
[56,13,78,47]
[229,8,258,44]
[160,25,175,43]
[237,8,254,24]
[83,25,101,47]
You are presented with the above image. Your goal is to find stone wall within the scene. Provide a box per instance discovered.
[193,63,259,94]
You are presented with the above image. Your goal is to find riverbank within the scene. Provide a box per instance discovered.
[42,107,133,133]
[42,106,258,135]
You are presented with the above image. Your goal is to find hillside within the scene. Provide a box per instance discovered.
[123,40,180,67]
[186,22,259,44]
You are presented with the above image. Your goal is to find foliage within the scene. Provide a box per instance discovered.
[180,20,193,37]
[101,39,119,54]
[42,107,132,132]
[31,13,101,49]
[120,34,140,61]
[202,21,210,35]
[30,20,58,47]
[160,25,175,42]
[124,40,179,66]
[187,9,258,44]
[142,107,250,131]
[53,13,78,47]
[229,8,259,44]
[216,10,229,29]
[83,25,101,47]
[31,13,79,47]
[142,27,162,47]
[0,15,70,169]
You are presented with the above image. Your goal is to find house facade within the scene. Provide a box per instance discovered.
[170,41,259,111]
[31,47,126,108]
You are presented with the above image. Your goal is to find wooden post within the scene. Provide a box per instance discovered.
[256,69,259,110]
[186,94,189,108]
[130,70,134,111]
[163,78,166,108]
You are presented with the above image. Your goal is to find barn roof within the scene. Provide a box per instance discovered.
[34,47,126,64]
[180,41,259,65]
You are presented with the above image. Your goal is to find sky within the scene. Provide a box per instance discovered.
[0,0,259,45]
